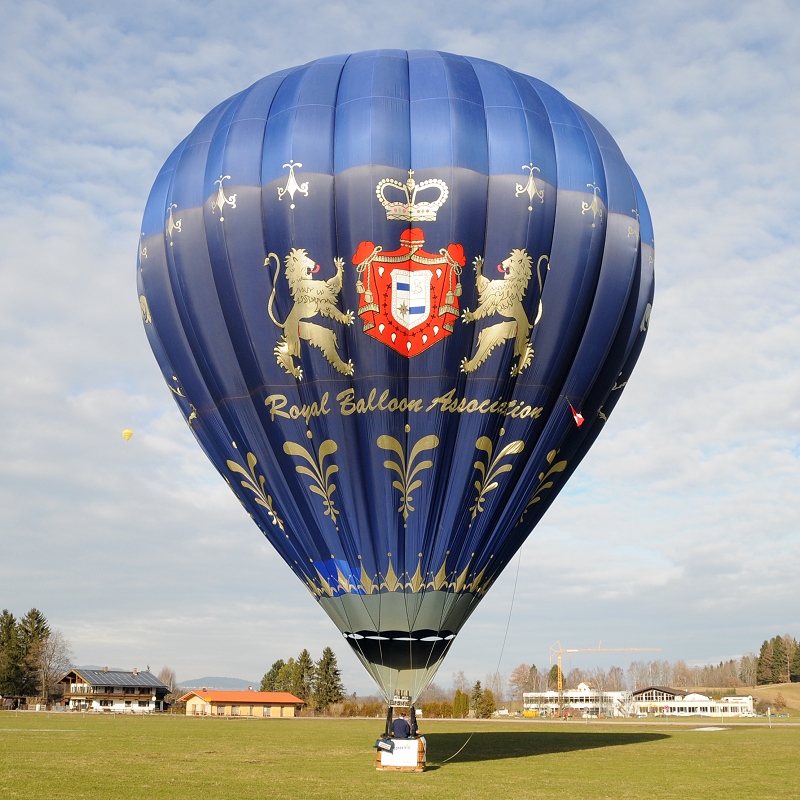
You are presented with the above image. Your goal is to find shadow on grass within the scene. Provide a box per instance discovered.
[424,730,670,766]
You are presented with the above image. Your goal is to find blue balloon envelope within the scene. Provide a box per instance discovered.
[138,50,654,703]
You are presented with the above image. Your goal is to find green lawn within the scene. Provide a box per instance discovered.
[1,713,798,799]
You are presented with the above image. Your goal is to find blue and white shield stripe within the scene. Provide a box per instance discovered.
[391,268,432,330]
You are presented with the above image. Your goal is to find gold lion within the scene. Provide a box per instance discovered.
[461,249,549,376]
[265,249,354,379]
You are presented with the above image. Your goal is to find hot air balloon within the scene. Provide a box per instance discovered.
[137,50,654,707]
[122,429,134,441]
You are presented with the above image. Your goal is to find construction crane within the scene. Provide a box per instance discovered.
[549,641,661,713]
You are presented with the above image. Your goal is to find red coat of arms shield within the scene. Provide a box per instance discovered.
[353,228,465,356]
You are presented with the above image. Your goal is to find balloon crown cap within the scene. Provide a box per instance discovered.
[376,170,449,221]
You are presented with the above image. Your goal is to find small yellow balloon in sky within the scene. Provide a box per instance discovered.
[122,429,134,441]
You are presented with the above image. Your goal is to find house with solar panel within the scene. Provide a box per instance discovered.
[58,667,170,712]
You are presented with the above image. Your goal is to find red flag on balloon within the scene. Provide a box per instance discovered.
[568,401,584,427]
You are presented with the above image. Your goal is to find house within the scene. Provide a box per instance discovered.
[58,668,170,712]
[631,686,754,717]
[179,689,304,717]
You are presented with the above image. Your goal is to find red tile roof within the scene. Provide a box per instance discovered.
[179,690,303,704]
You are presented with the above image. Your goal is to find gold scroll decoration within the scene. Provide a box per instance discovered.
[470,435,525,520]
[226,452,284,531]
[283,438,340,528]
[377,433,439,521]
[517,449,568,525]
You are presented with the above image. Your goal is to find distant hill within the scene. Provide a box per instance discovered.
[180,676,259,690]
[75,665,132,673]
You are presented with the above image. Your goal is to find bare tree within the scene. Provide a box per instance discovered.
[607,666,625,691]
[738,654,758,687]
[565,667,586,690]
[508,663,534,700]
[484,672,506,703]
[157,666,177,692]
[627,660,649,691]
[417,682,448,703]
[29,630,73,703]
[157,665,179,706]
[451,670,470,693]
[672,660,690,688]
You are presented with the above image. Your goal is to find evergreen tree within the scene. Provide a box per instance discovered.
[780,635,796,683]
[791,644,800,683]
[470,680,483,710]
[757,640,774,685]
[548,664,561,690]
[312,647,344,710]
[771,636,787,684]
[452,688,469,718]
[276,658,295,691]
[18,609,51,696]
[0,610,22,695]
[475,688,496,718]
[292,649,315,701]
[260,659,285,692]
[18,608,50,645]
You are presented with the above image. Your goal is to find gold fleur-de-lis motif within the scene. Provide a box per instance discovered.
[277,160,309,209]
[470,435,525,520]
[518,449,568,525]
[211,175,237,221]
[377,433,440,521]
[226,451,284,530]
[515,164,544,211]
[284,438,340,527]
[139,295,152,324]
[165,203,182,244]
[581,183,603,228]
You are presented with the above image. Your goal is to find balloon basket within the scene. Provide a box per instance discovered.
[375,736,426,772]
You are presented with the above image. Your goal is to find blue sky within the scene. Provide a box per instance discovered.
[1,0,798,693]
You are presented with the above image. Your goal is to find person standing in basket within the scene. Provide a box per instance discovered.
[391,712,411,738]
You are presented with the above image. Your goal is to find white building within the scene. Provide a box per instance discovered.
[630,686,754,717]
[523,683,755,718]
[523,683,630,717]
[58,668,170,712]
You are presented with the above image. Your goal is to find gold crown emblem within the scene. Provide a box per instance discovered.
[376,170,449,222]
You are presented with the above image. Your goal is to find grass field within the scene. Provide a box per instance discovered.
[1,712,798,800]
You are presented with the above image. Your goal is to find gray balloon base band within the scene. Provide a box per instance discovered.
[319,590,479,704]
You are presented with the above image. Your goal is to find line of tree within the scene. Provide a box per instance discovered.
[498,641,797,699]
[0,609,73,702]
[421,680,496,719]
[260,646,345,711]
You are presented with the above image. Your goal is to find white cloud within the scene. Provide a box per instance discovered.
[0,0,798,694]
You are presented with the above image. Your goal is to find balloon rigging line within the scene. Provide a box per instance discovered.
[435,546,523,767]
[493,545,523,690]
